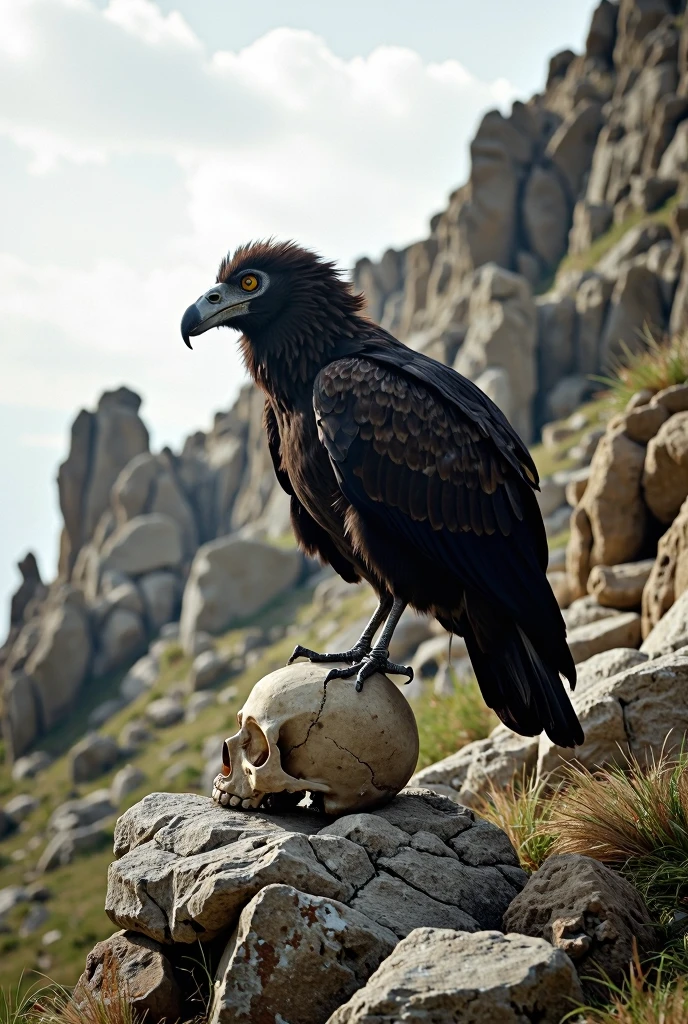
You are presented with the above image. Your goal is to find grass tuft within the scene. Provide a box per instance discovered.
[475,772,557,873]
[551,751,688,923]
[574,950,688,1024]
[593,332,688,411]
[31,955,135,1024]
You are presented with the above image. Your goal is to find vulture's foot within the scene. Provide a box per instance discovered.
[287,642,371,666]
[323,649,414,692]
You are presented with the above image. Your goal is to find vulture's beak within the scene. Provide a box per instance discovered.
[181,283,250,349]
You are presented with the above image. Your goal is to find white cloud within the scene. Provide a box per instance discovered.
[0,0,517,428]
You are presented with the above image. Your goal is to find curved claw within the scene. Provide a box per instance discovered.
[323,653,414,692]
[287,643,370,666]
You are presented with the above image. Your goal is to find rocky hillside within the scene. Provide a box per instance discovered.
[5,0,688,1013]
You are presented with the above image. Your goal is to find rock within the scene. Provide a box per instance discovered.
[454,264,537,442]
[112,451,198,558]
[19,904,49,936]
[642,495,688,635]
[567,424,647,597]
[575,648,648,693]
[523,165,570,268]
[544,505,571,538]
[145,696,184,728]
[186,630,215,657]
[411,635,467,679]
[411,725,539,807]
[538,650,688,776]
[641,588,688,656]
[185,692,215,721]
[563,595,619,630]
[0,885,28,919]
[599,264,664,367]
[75,931,182,1024]
[623,401,669,443]
[643,412,688,523]
[94,608,147,677]
[57,388,149,577]
[106,790,523,945]
[548,571,572,609]
[50,790,115,833]
[548,101,604,201]
[328,928,584,1024]
[567,612,641,664]
[587,559,655,609]
[120,654,160,703]
[10,751,51,781]
[180,537,302,651]
[37,821,111,873]
[111,765,146,804]
[118,719,152,752]
[209,884,396,1024]
[100,514,184,577]
[91,581,144,626]
[537,478,567,518]
[650,383,688,414]
[569,202,613,258]
[189,650,230,691]
[138,572,180,633]
[503,854,654,996]
[42,929,62,945]
[71,733,120,784]
[597,222,671,278]
[5,794,40,823]
[388,610,434,661]
[0,809,13,839]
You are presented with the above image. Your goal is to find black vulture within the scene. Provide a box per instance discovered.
[181,240,583,748]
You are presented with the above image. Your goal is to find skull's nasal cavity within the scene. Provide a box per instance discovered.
[222,740,231,776]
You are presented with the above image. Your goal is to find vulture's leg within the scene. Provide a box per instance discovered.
[288,592,393,666]
[323,597,414,692]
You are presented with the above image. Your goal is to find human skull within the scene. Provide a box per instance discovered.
[212,661,419,816]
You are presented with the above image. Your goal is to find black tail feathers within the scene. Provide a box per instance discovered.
[463,622,584,749]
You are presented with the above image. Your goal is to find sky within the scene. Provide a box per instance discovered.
[0,0,598,616]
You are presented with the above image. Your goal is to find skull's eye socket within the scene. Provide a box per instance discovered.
[240,274,259,292]
[243,720,269,767]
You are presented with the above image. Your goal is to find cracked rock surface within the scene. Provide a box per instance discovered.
[327,927,584,1024]
[503,855,655,998]
[209,884,396,1024]
[105,789,526,945]
[538,649,688,777]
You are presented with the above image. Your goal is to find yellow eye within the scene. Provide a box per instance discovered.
[240,274,259,292]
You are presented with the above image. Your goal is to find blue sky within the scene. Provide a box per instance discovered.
[0,0,597,615]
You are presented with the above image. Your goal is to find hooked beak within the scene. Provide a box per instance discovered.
[181,282,250,349]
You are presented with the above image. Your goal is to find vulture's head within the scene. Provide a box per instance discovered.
[180,240,365,358]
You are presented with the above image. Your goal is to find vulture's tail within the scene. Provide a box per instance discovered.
[461,618,584,749]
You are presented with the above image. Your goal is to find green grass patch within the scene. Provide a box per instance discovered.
[594,332,688,411]
[413,672,497,771]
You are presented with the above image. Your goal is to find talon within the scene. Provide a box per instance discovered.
[287,642,371,667]
[323,651,414,691]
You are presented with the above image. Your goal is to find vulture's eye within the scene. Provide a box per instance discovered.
[240,274,259,292]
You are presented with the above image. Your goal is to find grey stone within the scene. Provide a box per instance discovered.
[329,928,584,1024]
[138,571,180,634]
[5,793,40,823]
[10,751,51,781]
[71,733,120,784]
[50,789,114,833]
[37,822,111,873]
[111,765,146,804]
[567,612,642,664]
[101,514,183,577]
[189,650,230,691]
[641,588,688,656]
[145,696,184,728]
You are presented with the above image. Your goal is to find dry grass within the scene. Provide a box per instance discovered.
[550,752,688,922]
[29,956,136,1024]
[413,672,498,771]
[576,951,688,1024]
[594,332,688,411]
[475,772,557,873]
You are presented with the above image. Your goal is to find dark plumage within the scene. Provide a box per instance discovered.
[181,240,584,748]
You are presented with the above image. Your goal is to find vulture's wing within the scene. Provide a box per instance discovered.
[263,400,359,583]
[313,356,571,681]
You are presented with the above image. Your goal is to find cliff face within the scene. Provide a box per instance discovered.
[354,0,688,441]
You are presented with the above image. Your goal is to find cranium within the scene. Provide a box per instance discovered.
[212,661,419,816]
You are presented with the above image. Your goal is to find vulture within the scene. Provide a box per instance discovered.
[181,240,583,748]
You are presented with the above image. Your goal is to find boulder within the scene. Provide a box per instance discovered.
[643,411,688,523]
[189,650,231,691]
[642,495,688,635]
[5,794,40,823]
[71,733,120,784]
[454,264,537,442]
[10,751,51,781]
[328,928,584,1024]
[138,572,180,633]
[49,790,115,833]
[75,931,182,1024]
[537,478,567,519]
[547,101,603,200]
[538,650,688,776]
[567,612,641,664]
[105,790,525,945]
[179,537,302,651]
[95,608,147,677]
[641,588,688,656]
[563,595,620,630]
[111,765,146,804]
[622,402,669,444]
[209,884,396,1024]
[100,515,183,577]
[522,165,570,268]
[599,264,664,368]
[566,424,647,597]
[587,559,655,609]
[411,725,539,807]
[575,648,648,693]
[120,654,160,703]
[145,696,184,729]
[38,821,111,872]
[111,452,198,558]
[503,855,654,996]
